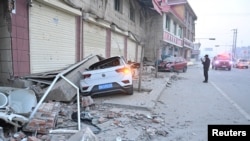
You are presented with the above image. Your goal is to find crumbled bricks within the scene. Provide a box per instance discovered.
[27,136,42,141]
[106,111,116,119]
[81,96,94,108]
[98,117,108,124]
[23,102,61,134]
[13,131,26,139]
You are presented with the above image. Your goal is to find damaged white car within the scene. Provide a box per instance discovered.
[79,56,134,96]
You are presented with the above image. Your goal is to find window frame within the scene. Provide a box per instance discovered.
[178,26,183,38]
[130,2,135,22]
[173,22,177,35]
[114,0,122,13]
[139,12,143,27]
[165,15,170,31]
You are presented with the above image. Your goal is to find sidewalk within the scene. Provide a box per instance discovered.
[99,71,173,110]
[98,61,198,110]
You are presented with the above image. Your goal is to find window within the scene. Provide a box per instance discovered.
[174,22,177,35]
[114,0,122,13]
[185,11,188,23]
[178,26,182,38]
[130,2,135,22]
[184,29,186,38]
[165,15,170,31]
[140,12,143,27]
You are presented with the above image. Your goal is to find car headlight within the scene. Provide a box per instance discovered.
[215,61,219,64]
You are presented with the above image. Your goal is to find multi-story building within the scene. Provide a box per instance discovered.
[0,0,197,85]
[0,0,147,85]
[142,0,197,62]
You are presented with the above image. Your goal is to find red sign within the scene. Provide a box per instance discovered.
[163,31,183,47]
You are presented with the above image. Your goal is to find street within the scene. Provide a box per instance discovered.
[153,63,250,141]
[210,66,250,115]
[2,62,249,141]
[91,63,250,141]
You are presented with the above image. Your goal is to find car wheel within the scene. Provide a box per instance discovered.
[126,85,134,95]
[214,67,217,70]
[183,66,187,72]
[228,67,231,71]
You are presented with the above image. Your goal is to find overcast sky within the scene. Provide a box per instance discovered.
[188,0,250,56]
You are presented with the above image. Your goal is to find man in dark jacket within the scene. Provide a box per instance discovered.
[201,54,210,83]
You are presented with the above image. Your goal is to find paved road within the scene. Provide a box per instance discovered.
[153,64,250,141]
[210,65,250,115]
[82,63,250,141]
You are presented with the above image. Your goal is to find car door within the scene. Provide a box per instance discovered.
[179,57,186,70]
[174,57,181,70]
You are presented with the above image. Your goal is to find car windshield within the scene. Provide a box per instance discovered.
[239,59,248,62]
[216,55,230,60]
[163,56,175,62]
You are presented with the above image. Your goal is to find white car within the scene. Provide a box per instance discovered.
[234,59,249,69]
[79,56,133,96]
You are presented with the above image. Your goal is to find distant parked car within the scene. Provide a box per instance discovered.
[79,56,133,97]
[158,56,187,72]
[234,59,249,69]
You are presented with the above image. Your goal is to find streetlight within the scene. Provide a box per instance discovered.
[196,38,215,40]
[194,37,216,59]
[195,38,216,41]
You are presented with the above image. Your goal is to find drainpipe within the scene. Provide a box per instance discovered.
[80,11,83,60]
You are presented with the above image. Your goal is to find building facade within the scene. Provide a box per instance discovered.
[0,0,197,85]
[143,0,197,62]
[0,0,147,85]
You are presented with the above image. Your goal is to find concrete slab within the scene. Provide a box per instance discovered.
[45,55,101,102]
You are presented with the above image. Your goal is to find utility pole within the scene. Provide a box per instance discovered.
[232,29,237,60]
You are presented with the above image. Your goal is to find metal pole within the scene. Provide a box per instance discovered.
[234,29,237,59]
[232,29,237,60]
[29,54,94,129]
[29,75,60,119]
[59,74,81,130]
[232,29,235,60]
[138,44,144,92]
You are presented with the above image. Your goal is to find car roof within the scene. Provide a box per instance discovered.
[238,59,248,61]
[89,56,124,69]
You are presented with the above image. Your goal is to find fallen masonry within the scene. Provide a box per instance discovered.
[0,54,178,140]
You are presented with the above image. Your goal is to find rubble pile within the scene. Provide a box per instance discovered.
[0,55,178,140]
[0,95,171,141]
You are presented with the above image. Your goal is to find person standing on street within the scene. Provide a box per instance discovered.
[201,54,210,83]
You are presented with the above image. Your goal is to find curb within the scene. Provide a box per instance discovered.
[100,73,174,111]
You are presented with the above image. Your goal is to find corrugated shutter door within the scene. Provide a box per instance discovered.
[127,39,136,62]
[83,22,106,58]
[137,45,142,63]
[29,1,76,73]
[111,32,124,57]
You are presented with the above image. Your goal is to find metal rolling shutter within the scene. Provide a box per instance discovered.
[83,22,106,58]
[111,32,124,57]
[137,45,142,62]
[127,39,136,62]
[29,1,76,73]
